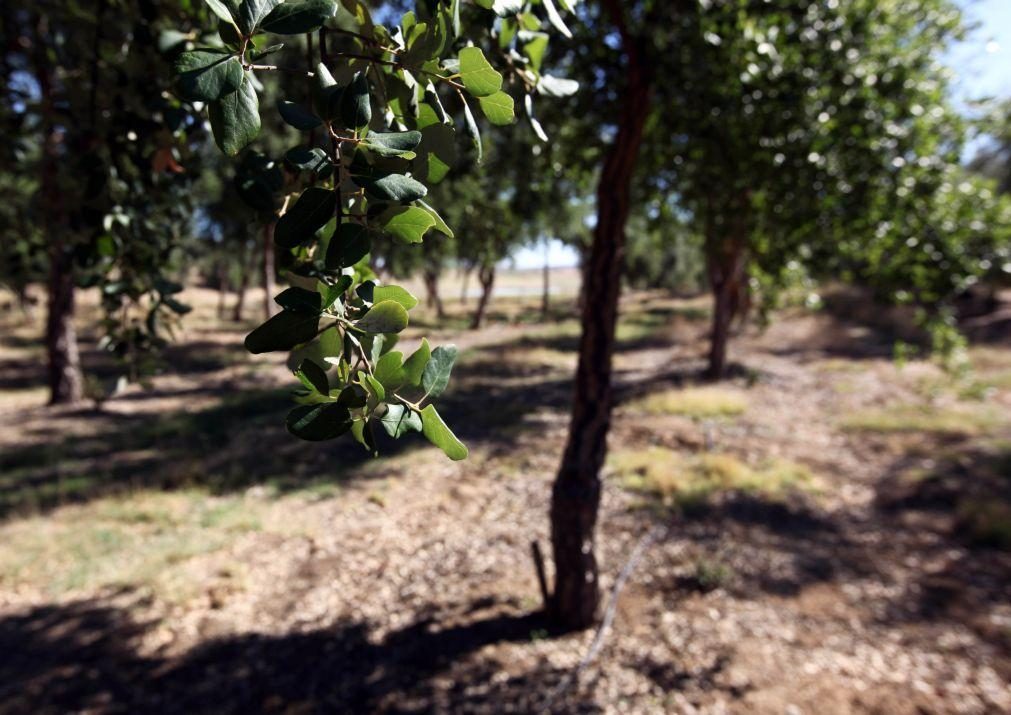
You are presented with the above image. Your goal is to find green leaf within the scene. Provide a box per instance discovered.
[325,222,371,270]
[380,404,423,438]
[363,373,386,403]
[522,32,549,72]
[163,297,192,315]
[351,418,378,455]
[459,46,503,97]
[417,200,453,238]
[357,300,409,334]
[209,76,261,156]
[274,286,323,313]
[285,146,329,172]
[275,187,337,249]
[175,49,243,102]
[313,62,342,118]
[341,71,372,128]
[421,344,458,397]
[381,206,436,244]
[525,94,548,142]
[450,0,461,37]
[403,338,431,386]
[375,351,407,392]
[261,0,337,34]
[537,75,579,97]
[237,0,283,34]
[219,19,243,48]
[478,91,514,125]
[541,0,572,39]
[361,131,422,157]
[319,323,343,358]
[251,43,284,60]
[296,358,329,394]
[371,333,398,360]
[421,405,468,460]
[359,174,428,202]
[204,0,238,25]
[245,309,321,353]
[373,285,418,311]
[461,96,482,163]
[491,0,523,16]
[337,384,368,408]
[414,123,454,184]
[277,100,321,130]
[423,82,448,124]
[286,403,351,441]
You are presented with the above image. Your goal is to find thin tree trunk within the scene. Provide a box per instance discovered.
[705,213,748,380]
[423,268,445,319]
[233,238,253,321]
[46,245,83,404]
[216,260,228,320]
[550,1,653,631]
[15,286,34,322]
[33,14,82,405]
[262,221,277,320]
[460,267,471,306]
[541,236,551,320]
[471,263,495,330]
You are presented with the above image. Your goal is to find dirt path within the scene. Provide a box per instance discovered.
[0,289,1009,714]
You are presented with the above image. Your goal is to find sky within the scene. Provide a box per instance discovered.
[949,0,1011,105]
[511,0,1011,271]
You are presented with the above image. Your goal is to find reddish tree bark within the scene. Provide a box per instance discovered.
[423,268,445,319]
[549,1,653,631]
[470,263,496,330]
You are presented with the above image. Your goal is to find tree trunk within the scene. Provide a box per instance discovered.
[550,2,653,631]
[471,264,495,330]
[233,239,253,322]
[541,237,551,321]
[46,246,83,405]
[460,267,471,306]
[705,228,747,381]
[33,14,82,405]
[262,221,277,320]
[423,268,445,319]
[216,260,229,320]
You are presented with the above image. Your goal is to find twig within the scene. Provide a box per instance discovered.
[539,523,669,713]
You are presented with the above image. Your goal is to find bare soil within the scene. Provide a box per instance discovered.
[0,282,1009,714]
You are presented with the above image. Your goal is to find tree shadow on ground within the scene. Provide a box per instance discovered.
[0,595,584,715]
[0,346,582,518]
[872,440,1011,644]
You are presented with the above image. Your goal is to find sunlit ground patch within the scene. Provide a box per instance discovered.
[839,403,1005,437]
[631,386,749,419]
[610,446,818,510]
[0,489,313,602]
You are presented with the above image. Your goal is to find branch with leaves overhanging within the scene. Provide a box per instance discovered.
[170,0,578,457]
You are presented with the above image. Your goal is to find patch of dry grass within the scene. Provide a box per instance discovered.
[610,447,817,509]
[839,404,1005,437]
[631,386,749,419]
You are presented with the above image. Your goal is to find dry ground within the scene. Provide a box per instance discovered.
[0,277,1009,714]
